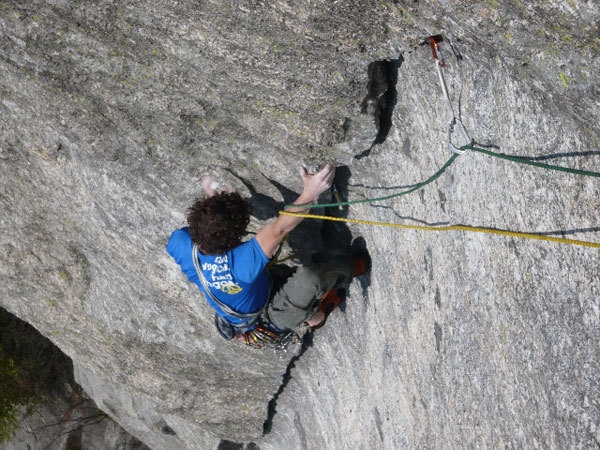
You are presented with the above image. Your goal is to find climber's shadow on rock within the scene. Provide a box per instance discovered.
[229,170,319,260]
[230,167,372,436]
[272,165,357,263]
[229,166,371,301]
[283,166,371,312]
[225,169,286,222]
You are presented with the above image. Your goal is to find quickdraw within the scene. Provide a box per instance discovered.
[425,35,472,155]
[241,325,298,350]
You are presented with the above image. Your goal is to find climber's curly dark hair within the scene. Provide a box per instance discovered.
[187,192,252,255]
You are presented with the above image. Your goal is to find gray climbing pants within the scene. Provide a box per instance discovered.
[265,255,355,331]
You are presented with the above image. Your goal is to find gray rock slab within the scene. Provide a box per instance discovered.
[1,0,598,448]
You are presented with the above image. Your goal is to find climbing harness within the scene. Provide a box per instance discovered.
[192,243,265,329]
[242,325,298,350]
[194,243,300,348]
[425,35,472,154]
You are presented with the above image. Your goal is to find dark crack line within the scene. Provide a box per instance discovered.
[262,332,314,435]
[370,203,451,227]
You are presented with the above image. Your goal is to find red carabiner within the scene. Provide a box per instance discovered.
[426,35,445,67]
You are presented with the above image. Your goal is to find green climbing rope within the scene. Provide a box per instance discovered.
[277,145,599,249]
[285,153,460,210]
[465,145,600,178]
[284,145,600,210]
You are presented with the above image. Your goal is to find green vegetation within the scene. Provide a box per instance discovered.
[0,308,74,443]
[559,70,572,88]
[0,344,29,441]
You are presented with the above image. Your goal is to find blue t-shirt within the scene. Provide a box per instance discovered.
[166,228,270,325]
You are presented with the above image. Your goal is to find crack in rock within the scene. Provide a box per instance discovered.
[263,332,314,435]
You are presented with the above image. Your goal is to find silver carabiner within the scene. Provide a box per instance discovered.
[426,35,472,155]
[447,118,472,154]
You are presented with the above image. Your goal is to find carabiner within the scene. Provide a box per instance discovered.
[426,35,446,67]
[447,118,472,154]
[425,35,472,155]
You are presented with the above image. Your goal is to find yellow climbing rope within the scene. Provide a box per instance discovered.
[279,211,600,249]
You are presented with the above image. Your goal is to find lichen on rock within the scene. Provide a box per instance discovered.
[1,0,599,449]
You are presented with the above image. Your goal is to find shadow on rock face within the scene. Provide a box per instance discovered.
[225,169,291,221]
[222,164,372,441]
[218,440,260,450]
[355,55,404,160]
[227,165,363,264]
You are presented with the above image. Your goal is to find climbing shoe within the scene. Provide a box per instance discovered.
[214,313,235,340]
[308,288,346,331]
[352,251,371,276]
[350,237,371,276]
[320,288,345,316]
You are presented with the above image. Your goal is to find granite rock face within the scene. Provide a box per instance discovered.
[1,1,599,448]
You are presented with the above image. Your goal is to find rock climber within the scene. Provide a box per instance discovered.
[166,164,370,344]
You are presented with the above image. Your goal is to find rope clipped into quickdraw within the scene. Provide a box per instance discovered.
[278,144,600,250]
[424,35,472,154]
[283,144,600,212]
[277,36,599,249]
